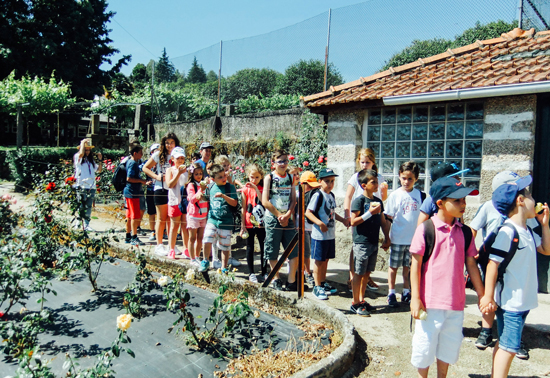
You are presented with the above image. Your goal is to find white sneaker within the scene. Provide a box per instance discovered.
[228,257,241,267]
[84,225,95,232]
[154,244,168,256]
[174,246,182,255]
[285,260,290,274]
[212,259,222,269]
[148,232,156,241]
[190,259,200,267]
[249,274,258,283]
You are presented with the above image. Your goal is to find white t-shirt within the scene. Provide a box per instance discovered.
[307,190,336,240]
[167,168,189,207]
[384,188,423,245]
[347,172,385,202]
[74,159,98,189]
[490,219,541,312]
[152,151,172,191]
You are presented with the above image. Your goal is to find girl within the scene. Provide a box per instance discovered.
[165,147,189,259]
[74,138,102,231]
[214,155,234,184]
[240,164,267,283]
[186,163,209,267]
[343,148,387,291]
[142,132,181,256]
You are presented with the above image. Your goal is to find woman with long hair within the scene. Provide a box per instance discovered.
[74,138,102,231]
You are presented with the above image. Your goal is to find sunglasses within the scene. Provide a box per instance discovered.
[275,160,289,165]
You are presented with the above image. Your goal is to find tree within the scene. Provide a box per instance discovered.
[130,63,148,83]
[223,68,282,103]
[155,48,176,83]
[451,20,518,48]
[0,0,130,99]
[275,59,343,96]
[187,57,207,84]
[206,70,218,82]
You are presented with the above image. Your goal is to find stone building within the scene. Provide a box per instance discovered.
[302,28,550,289]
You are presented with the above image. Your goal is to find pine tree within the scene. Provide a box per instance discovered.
[155,48,176,83]
[187,57,207,84]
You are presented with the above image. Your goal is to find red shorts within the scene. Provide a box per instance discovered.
[125,198,141,219]
[168,204,182,218]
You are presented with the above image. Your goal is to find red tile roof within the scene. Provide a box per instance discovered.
[303,28,550,109]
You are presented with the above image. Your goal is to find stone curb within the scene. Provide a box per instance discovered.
[109,243,356,378]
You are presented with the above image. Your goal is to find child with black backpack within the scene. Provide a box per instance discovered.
[479,175,550,378]
[186,162,208,267]
[409,177,484,378]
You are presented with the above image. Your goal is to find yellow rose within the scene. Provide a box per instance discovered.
[117,314,133,331]
[253,311,260,319]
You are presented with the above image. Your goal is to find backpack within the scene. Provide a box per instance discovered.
[246,189,265,227]
[179,182,200,215]
[421,218,473,266]
[305,188,335,225]
[112,157,130,192]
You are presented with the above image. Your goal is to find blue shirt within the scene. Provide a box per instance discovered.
[420,196,438,217]
[197,159,210,178]
[123,159,143,198]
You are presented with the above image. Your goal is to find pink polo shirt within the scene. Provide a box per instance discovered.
[410,216,477,311]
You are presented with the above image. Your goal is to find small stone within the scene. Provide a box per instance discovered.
[394,372,401,376]
[155,342,161,346]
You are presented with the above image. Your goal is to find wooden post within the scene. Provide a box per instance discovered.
[297,183,305,299]
[16,104,23,149]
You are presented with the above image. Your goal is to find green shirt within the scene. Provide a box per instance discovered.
[206,182,238,230]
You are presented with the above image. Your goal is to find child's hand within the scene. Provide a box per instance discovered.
[342,217,350,228]
[214,192,223,198]
[319,223,328,232]
[369,202,381,215]
[536,202,549,226]
[245,182,257,190]
[410,297,425,319]
[479,295,497,315]
[381,238,390,250]
[178,165,187,173]
[278,215,289,227]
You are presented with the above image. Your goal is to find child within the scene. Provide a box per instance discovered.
[299,171,320,286]
[186,163,209,267]
[240,164,267,283]
[165,147,189,259]
[480,175,549,378]
[262,149,298,291]
[199,164,239,272]
[305,168,346,300]
[74,138,102,231]
[384,161,423,307]
[350,169,390,315]
[123,144,147,246]
[191,152,201,164]
[145,144,160,241]
[409,177,483,378]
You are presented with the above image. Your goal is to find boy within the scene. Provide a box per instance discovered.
[305,168,346,300]
[480,175,549,378]
[410,177,484,378]
[262,149,298,291]
[198,164,239,272]
[300,171,321,286]
[124,144,149,246]
[384,161,423,307]
[350,169,390,315]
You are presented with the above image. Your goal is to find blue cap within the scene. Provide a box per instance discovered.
[429,177,479,202]
[318,168,339,179]
[492,175,532,216]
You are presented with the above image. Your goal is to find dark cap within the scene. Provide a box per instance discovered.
[429,177,479,202]
[318,168,339,179]
[431,162,470,182]
[492,175,532,216]
[199,142,213,150]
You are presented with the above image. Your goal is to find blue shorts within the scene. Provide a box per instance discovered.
[311,239,335,262]
[496,307,529,354]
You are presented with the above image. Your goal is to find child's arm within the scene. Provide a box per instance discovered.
[380,213,391,250]
[466,256,484,299]
[343,184,356,227]
[240,191,248,235]
[536,203,550,255]
[350,202,381,226]
[245,182,261,198]
[480,260,498,315]
[279,176,296,226]
[214,191,238,207]
[261,175,281,218]
[142,157,160,182]
[306,209,328,232]
[165,166,186,188]
[234,179,244,188]
[410,253,425,319]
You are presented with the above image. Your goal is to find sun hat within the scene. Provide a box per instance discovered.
[430,162,469,182]
[318,168,339,179]
[300,171,321,187]
[492,175,532,216]
[171,147,186,159]
[491,171,521,192]
[150,143,160,153]
[429,177,479,202]
[199,142,214,150]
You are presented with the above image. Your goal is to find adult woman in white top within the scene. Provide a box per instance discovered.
[74,138,102,231]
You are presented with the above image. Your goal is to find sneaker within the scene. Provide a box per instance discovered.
[271,279,285,291]
[367,278,379,291]
[154,244,168,256]
[322,282,337,295]
[167,249,176,259]
[125,235,132,244]
[84,225,95,232]
[228,257,241,267]
[130,237,145,246]
[387,293,399,308]
[199,259,210,273]
[249,274,259,283]
[286,281,309,292]
[516,342,529,360]
[163,232,168,240]
[347,279,352,293]
[212,259,222,269]
[173,245,182,255]
[190,259,200,267]
[221,268,229,274]
[475,331,493,350]
[183,249,191,259]
[360,301,376,312]
[350,302,370,317]
[137,227,146,236]
[177,233,182,240]
[313,286,328,300]
[402,292,411,303]
[305,272,315,286]
[148,232,156,241]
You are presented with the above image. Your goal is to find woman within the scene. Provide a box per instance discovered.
[74,138,102,231]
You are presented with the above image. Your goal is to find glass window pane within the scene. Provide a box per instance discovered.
[383,108,396,124]
[415,179,425,191]
[448,160,462,170]
[382,126,395,141]
[412,142,427,158]
[413,123,428,140]
[466,103,484,119]
[415,160,426,174]
[367,143,379,157]
[381,143,395,158]
[463,179,480,189]
[448,103,464,120]
[429,141,444,158]
[428,160,441,175]
[465,159,481,177]
[429,123,445,139]
[446,141,463,158]
[465,140,482,158]
[430,105,446,122]
[397,108,412,123]
[446,122,464,139]
[396,142,410,158]
[368,126,381,141]
[368,109,381,124]
[397,125,411,140]
[381,160,394,174]
[466,121,483,138]
[385,176,394,191]
[414,106,429,122]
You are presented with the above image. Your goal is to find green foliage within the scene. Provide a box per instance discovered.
[234,94,300,115]
[275,59,344,96]
[0,196,18,236]
[223,68,282,104]
[130,63,148,83]
[155,48,176,83]
[451,20,519,48]
[206,70,218,82]
[123,253,156,318]
[187,57,207,84]
[290,111,327,173]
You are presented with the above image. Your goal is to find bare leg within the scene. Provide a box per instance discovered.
[203,242,212,261]
[360,272,370,302]
[403,266,410,290]
[388,266,398,290]
[320,260,328,283]
[137,209,145,229]
[155,205,168,245]
[148,214,155,232]
[352,272,365,304]
[131,218,139,235]
[169,217,178,250]
[313,260,323,286]
[417,367,429,378]
[287,257,298,284]
[436,359,449,378]
[126,217,131,234]
[180,218,189,251]
[188,229,198,259]
[492,342,515,378]
[304,257,312,274]
[482,312,495,328]
[269,260,279,280]
[221,249,229,268]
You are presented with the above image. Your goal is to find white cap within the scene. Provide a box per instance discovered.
[150,143,160,153]
[171,147,186,159]
[492,171,521,192]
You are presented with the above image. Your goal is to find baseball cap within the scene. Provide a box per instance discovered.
[199,142,213,150]
[430,162,470,182]
[171,147,186,159]
[491,171,521,192]
[429,177,479,202]
[150,143,160,153]
[492,175,532,216]
[318,168,339,179]
[300,171,321,187]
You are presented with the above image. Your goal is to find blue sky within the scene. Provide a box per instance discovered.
[106,0,519,82]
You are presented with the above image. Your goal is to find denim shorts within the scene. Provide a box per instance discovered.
[496,307,529,354]
[311,239,335,262]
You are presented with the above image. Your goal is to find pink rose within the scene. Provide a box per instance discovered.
[303,161,309,167]
[318,157,324,164]
[2,194,12,201]
[10,199,17,205]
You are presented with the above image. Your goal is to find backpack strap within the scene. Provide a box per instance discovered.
[420,191,427,204]
[462,224,473,262]
[496,224,520,281]
[421,219,435,265]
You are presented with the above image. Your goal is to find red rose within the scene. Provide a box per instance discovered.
[44,215,52,223]
[45,182,56,191]
[324,157,327,162]
[97,188,101,193]
[289,155,295,161]
[318,157,324,164]
[303,161,309,167]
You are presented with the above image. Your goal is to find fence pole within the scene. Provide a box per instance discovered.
[324,8,332,92]
[519,0,523,29]
[151,61,155,133]
[16,104,23,149]
[298,183,305,299]
[217,40,223,117]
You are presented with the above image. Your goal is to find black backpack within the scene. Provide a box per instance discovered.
[112,157,130,192]
[179,182,200,215]
[305,188,335,224]
[422,218,473,267]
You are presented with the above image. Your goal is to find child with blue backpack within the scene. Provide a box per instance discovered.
[186,162,208,267]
